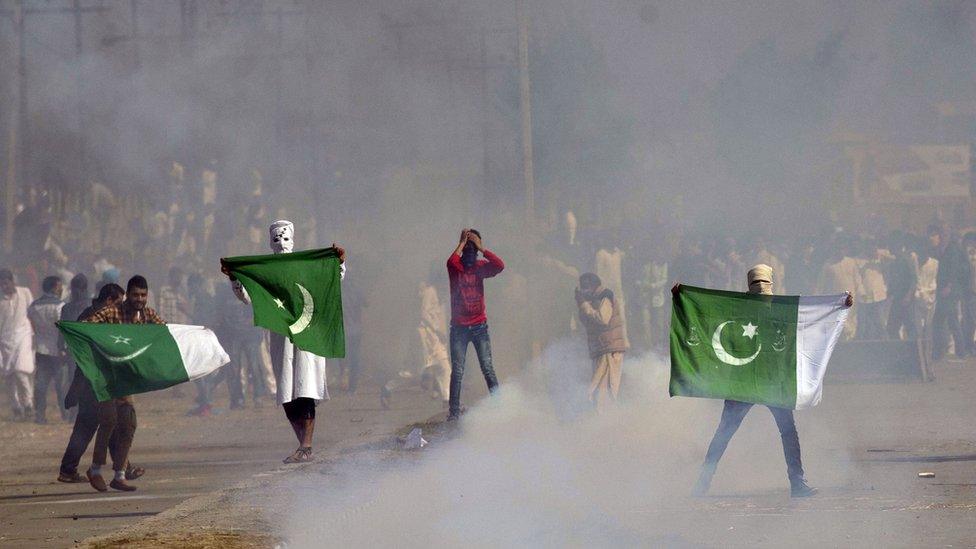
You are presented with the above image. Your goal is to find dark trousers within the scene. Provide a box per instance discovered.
[340,334,361,393]
[34,354,67,421]
[856,301,886,340]
[60,385,98,475]
[59,384,128,475]
[448,322,498,416]
[93,398,137,471]
[932,295,966,359]
[703,400,803,481]
[226,334,265,403]
[195,370,224,407]
[887,296,916,340]
[963,292,976,356]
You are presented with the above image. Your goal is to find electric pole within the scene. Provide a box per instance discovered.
[3,0,24,252]
[517,0,535,228]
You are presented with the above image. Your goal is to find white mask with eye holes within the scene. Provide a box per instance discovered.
[269,220,295,254]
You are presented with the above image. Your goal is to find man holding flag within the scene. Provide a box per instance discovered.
[82,275,164,492]
[221,220,346,464]
[670,264,852,498]
[60,275,230,492]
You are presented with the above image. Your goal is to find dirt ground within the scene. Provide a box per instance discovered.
[5,357,976,548]
[0,378,446,548]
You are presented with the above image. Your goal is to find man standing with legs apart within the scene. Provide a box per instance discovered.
[446,229,504,421]
[84,275,165,492]
[576,273,629,413]
[691,264,853,498]
[227,220,346,463]
[28,276,66,423]
[0,269,35,421]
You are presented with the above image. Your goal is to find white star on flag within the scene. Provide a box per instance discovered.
[273,298,286,310]
[741,322,758,339]
[111,335,132,345]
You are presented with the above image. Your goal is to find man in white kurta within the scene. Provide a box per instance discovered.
[229,220,345,463]
[0,269,35,420]
[418,281,450,402]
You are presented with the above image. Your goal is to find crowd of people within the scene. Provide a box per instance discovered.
[3,158,976,497]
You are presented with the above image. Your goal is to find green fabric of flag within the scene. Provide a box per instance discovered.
[670,285,849,410]
[222,247,345,358]
[59,322,229,401]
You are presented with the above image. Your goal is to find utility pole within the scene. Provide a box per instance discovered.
[3,0,24,252]
[516,0,535,228]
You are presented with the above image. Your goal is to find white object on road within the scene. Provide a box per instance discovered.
[403,428,427,449]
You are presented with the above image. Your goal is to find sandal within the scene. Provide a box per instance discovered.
[125,464,146,480]
[282,447,313,464]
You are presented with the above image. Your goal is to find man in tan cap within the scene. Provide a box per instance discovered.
[689,264,852,498]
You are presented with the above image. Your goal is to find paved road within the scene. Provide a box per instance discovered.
[0,384,445,548]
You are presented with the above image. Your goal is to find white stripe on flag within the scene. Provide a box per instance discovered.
[795,295,850,409]
[168,324,231,380]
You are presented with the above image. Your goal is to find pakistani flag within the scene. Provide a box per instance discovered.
[670,286,850,409]
[222,247,345,358]
[59,322,230,402]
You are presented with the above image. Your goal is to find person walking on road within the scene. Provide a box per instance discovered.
[446,228,505,421]
[576,273,629,413]
[692,264,853,498]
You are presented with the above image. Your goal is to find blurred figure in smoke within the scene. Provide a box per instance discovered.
[216,280,269,409]
[338,281,364,395]
[27,276,66,423]
[928,224,971,360]
[595,234,630,351]
[857,239,890,340]
[818,239,863,340]
[962,232,976,355]
[446,229,505,421]
[692,264,851,498]
[226,220,346,463]
[886,234,918,340]
[187,272,223,416]
[915,244,939,340]
[576,273,629,412]
[0,269,35,421]
[417,270,450,403]
[635,242,668,351]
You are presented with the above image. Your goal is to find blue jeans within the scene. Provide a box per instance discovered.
[703,400,803,481]
[449,322,498,416]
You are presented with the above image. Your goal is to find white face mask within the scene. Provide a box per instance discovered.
[269,222,295,254]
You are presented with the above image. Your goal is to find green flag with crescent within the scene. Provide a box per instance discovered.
[222,247,345,358]
[670,285,850,410]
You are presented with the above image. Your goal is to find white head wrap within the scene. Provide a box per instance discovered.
[269,220,295,254]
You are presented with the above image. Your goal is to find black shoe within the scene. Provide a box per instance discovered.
[790,478,818,497]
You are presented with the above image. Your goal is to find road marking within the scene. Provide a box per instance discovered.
[4,493,203,506]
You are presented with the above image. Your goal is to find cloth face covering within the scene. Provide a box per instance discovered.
[269,220,295,254]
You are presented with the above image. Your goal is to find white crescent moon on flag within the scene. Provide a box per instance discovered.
[711,321,761,366]
[97,344,153,363]
[289,283,315,335]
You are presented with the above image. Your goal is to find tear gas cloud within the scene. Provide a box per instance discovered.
[280,340,859,547]
[2,1,973,543]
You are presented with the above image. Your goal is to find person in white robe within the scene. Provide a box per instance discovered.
[0,269,35,420]
[229,221,345,463]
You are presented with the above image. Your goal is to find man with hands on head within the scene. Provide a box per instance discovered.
[446,228,505,421]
